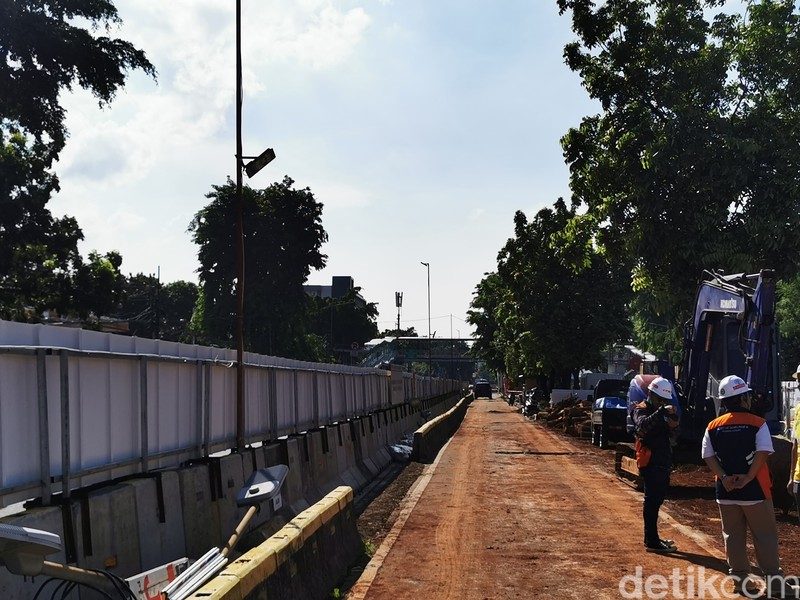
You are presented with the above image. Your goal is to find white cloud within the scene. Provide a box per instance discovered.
[45,1,602,332]
[312,180,372,209]
[240,4,372,70]
[469,208,486,221]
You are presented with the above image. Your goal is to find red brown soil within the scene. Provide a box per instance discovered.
[346,397,800,599]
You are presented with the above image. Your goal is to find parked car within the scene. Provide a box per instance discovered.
[473,379,493,399]
[590,378,632,449]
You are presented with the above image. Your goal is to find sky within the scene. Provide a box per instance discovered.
[50,0,599,339]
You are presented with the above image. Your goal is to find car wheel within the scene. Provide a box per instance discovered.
[591,425,599,446]
[598,426,608,449]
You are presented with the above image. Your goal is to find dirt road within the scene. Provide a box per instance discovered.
[347,397,737,599]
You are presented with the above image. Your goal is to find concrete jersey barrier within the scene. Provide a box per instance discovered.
[185,486,360,600]
[411,395,473,463]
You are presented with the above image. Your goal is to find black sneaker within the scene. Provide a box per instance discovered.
[646,540,678,553]
[659,539,675,547]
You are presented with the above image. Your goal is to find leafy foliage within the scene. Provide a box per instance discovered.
[557,0,800,347]
[1,0,156,162]
[777,274,800,378]
[189,177,328,358]
[0,0,154,320]
[469,201,632,388]
[116,274,199,341]
[377,326,418,337]
[307,288,379,363]
[72,250,125,319]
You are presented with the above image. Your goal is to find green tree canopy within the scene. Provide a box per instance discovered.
[72,250,125,319]
[557,0,800,349]
[0,0,154,320]
[1,0,156,162]
[469,201,632,388]
[307,288,379,362]
[0,131,83,319]
[777,274,800,379]
[377,326,418,337]
[466,271,506,376]
[116,275,199,341]
[189,177,328,359]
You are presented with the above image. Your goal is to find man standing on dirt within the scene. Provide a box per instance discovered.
[702,374,797,598]
[632,376,679,553]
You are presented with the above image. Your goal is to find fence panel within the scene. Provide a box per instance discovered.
[0,319,459,507]
[0,351,41,506]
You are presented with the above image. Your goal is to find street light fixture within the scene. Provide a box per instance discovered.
[235,0,275,451]
[420,262,431,377]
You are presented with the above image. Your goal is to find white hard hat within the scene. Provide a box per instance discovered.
[718,375,751,400]
[793,364,800,380]
[647,377,673,400]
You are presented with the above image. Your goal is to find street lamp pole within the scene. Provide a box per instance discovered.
[420,262,431,377]
[235,0,245,451]
[232,2,275,452]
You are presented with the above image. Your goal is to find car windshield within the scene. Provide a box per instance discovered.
[599,397,627,409]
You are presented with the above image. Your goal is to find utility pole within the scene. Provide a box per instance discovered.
[420,262,431,377]
[232,1,275,452]
[234,0,245,452]
[395,292,403,334]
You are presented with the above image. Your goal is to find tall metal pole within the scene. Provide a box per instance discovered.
[450,313,453,380]
[235,0,245,451]
[420,262,431,377]
[395,291,402,334]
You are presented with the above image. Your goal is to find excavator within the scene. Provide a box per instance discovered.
[618,269,793,511]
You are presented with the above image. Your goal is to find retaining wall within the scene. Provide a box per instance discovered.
[411,394,474,463]
[186,486,360,600]
[184,391,476,600]
[0,391,463,600]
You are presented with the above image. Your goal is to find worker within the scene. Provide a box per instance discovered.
[702,375,796,598]
[788,364,800,524]
[632,376,679,553]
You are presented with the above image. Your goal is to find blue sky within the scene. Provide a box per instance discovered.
[50,0,598,338]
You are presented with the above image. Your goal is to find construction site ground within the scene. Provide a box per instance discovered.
[343,396,800,599]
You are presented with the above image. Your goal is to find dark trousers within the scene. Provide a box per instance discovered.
[641,465,670,546]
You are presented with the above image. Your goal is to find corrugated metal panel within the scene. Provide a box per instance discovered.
[0,319,458,507]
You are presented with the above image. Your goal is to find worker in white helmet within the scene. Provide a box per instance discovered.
[632,376,680,553]
[702,375,796,598]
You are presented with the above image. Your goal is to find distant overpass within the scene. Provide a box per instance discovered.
[360,336,478,380]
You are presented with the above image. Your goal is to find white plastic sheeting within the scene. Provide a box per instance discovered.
[0,320,458,507]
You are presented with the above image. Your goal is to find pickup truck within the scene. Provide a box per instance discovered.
[590,378,632,449]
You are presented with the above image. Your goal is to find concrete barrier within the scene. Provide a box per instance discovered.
[185,486,361,600]
[123,473,186,571]
[0,392,464,600]
[411,395,472,463]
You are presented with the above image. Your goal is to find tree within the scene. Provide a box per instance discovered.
[466,272,507,376]
[1,0,155,320]
[1,0,156,163]
[777,274,800,379]
[469,201,632,389]
[117,275,200,341]
[307,288,379,362]
[161,281,200,342]
[189,177,328,358]
[557,0,800,351]
[0,131,82,319]
[72,250,125,319]
[377,326,418,338]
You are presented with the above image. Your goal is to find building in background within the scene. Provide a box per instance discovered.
[304,276,366,308]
